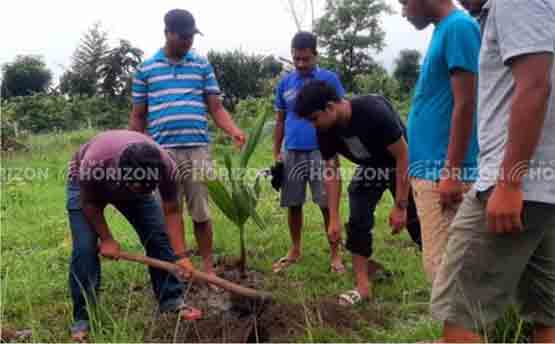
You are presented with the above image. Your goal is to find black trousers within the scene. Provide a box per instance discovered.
[345,166,422,257]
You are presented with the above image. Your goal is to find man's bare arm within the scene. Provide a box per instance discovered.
[324,157,342,228]
[387,137,410,205]
[206,95,243,136]
[446,69,477,171]
[129,103,148,133]
[499,53,553,185]
[273,111,285,160]
[162,200,187,256]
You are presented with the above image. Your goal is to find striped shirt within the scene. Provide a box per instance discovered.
[132,49,221,148]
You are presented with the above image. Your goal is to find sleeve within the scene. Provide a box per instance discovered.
[494,0,555,63]
[274,78,286,111]
[132,65,148,104]
[329,72,346,98]
[374,97,404,146]
[317,130,338,161]
[444,18,481,74]
[203,62,221,95]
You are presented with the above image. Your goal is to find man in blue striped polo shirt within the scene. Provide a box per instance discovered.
[272,31,346,274]
[130,9,245,283]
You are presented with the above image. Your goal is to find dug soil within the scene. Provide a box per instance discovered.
[145,258,384,343]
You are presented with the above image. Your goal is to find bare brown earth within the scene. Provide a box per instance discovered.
[144,258,386,343]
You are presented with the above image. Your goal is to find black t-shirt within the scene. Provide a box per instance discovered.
[318,95,405,168]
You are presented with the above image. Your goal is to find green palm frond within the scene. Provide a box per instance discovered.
[240,110,268,168]
[205,178,238,224]
[205,109,269,273]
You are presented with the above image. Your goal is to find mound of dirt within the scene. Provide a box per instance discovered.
[144,260,384,343]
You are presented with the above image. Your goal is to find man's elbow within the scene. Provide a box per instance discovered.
[516,76,552,111]
[274,120,284,132]
[531,76,552,101]
[453,94,476,117]
[395,149,409,166]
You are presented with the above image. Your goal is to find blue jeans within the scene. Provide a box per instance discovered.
[66,179,186,322]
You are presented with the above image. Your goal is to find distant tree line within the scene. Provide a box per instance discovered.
[1,1,420,140]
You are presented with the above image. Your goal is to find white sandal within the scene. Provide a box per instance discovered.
[338,289,365,306]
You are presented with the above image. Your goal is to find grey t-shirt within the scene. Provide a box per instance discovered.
[475,0,555,204]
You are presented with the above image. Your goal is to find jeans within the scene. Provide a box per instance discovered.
[66,179,186,322]
[346,166,422,257]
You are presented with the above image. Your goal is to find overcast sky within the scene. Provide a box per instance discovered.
[0,0,435,81]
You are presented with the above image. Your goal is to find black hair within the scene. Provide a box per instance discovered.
[291,31,317,52]
[119,142,164,189]
[295,80,340,118]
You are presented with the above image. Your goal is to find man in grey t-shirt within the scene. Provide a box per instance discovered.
[430,0,555,342]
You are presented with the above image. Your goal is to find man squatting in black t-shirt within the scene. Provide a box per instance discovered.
[295,80,421,305]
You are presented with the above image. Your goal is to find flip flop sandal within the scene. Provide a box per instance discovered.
[272,256,300,273]
[338,290,365,306]
[176,304,203,321]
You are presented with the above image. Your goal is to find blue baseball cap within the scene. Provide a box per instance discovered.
[164,9,202,37]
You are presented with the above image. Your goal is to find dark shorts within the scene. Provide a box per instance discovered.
[346,166,422,257]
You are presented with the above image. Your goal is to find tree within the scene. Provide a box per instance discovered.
[98,39,143,99]
[205,110,269,276]
[1,55,52,98]
[354,65,401,102]
[60,22,109,96]
[208,50,282,110]
[315,0,393,91]
[283,0,319,30]
[393,49,421,96]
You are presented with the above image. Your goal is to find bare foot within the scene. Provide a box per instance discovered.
[330,258,346,274]
[178,305,202,321]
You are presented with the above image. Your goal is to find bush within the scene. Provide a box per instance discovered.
[353,71,412,122]
[354,71,402,103]
[1,94,130,135]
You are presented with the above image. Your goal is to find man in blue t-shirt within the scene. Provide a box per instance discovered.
[400,0,480,282]
[272,31,346,274]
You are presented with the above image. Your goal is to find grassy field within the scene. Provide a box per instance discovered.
[0,130,524,342]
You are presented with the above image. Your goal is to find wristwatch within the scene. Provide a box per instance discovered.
[395,200,409,210]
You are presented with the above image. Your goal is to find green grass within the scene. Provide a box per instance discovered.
[0,130,528,342]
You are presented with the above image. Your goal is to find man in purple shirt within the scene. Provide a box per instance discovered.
[66,130,199,341]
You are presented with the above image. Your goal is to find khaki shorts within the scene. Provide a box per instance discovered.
[166,146,213,223]
[431,189,555,331]
[411,178,472,282]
